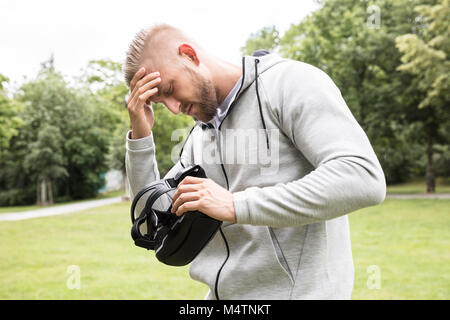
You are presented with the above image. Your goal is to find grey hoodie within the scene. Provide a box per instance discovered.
[125,53,386,300]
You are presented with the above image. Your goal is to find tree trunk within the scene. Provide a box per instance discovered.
[36,180,41,205]
[48,180,54,205]
[40,179,47,205]
[426,126,435,193]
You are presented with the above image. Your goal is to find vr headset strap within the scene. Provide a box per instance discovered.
[131,184,176,250]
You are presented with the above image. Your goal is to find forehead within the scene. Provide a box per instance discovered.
[152,62,193,89]
[146,65,181,103]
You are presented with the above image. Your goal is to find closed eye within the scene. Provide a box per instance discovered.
[164,82,173,96]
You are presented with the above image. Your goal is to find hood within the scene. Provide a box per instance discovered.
[194,52,286,127]
[187,51,286,157]
[237,52,286,99]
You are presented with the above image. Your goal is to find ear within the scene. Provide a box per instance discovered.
[178,43,200,66]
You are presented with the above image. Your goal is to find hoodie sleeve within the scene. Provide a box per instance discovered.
[233,61,386,228]
[125,131,160,199]
[125,130,189,216]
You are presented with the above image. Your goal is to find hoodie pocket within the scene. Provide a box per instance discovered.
[268,227,294,284]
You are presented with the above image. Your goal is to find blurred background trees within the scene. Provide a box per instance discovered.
[242,0,449,191]
[0,57,193,206]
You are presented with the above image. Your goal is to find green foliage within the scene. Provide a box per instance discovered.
[0,60,111,205]
[396,0,450,109]
[151,103,194,176]
[81,59,124,90]
[242,0,449,184]
[240,25,280,56]
[0,55,196,205]
[0,74,22,162]
[108,120,129,174]
[23,125,68,182]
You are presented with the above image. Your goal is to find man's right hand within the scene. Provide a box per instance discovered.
[127,67,162,139]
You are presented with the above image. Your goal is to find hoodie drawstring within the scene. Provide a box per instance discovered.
[254,59,270,150]
[179,58,269,167]
[178,123,199,168]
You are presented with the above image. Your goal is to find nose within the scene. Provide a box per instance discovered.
[163,96,181,115]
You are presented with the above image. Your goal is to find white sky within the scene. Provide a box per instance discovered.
[0,0,320,87]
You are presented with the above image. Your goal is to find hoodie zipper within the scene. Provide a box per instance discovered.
[212,57,246,300]
[212,126,230,300]
[209,56,268,299]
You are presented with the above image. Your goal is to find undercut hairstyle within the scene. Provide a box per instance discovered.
[123,24,198,88]
[123,28,148,88]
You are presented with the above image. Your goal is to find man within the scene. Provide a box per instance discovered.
[124,24,386,300]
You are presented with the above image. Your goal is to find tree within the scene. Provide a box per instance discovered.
[151,103,194,176]
[240,25,280,56]
[241,0,448,189]
[82,59,132,198]
[23,125,68,205]
[0,56,112,205]
[396,0,450,192]
[0,74,22,162]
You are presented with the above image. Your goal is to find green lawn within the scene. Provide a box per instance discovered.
[350,198,449,299]
[0,198,448,299]
[0,202,208,299]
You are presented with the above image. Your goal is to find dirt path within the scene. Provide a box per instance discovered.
[0,197,124,221]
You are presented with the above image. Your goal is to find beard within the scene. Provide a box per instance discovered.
[196,78,218,123]
[187,70,218,123]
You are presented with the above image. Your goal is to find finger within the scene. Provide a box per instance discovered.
[127,85,158,111]
[129,67,146,91]
[171,191,200,214]
[129,72,160,105]
[138,87,158,104]
[179,176,207,186]
[176,200,202,216]
[136,76,161,99]
[134,71,160,94]
[172,184,202,204]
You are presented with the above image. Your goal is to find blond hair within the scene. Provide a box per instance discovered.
[123,24,197,87]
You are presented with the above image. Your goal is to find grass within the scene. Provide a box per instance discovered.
[2,177,448,214]
[350,198,450,299]
[0,198,448,300]
[0,202,208,299]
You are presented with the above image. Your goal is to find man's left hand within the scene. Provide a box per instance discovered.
[171,176,236,223]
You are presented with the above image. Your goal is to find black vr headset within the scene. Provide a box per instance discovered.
[130,165,222,266]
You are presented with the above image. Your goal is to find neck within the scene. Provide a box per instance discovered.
[208,58,242,105]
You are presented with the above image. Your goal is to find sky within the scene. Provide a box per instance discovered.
[0,0,320,88]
